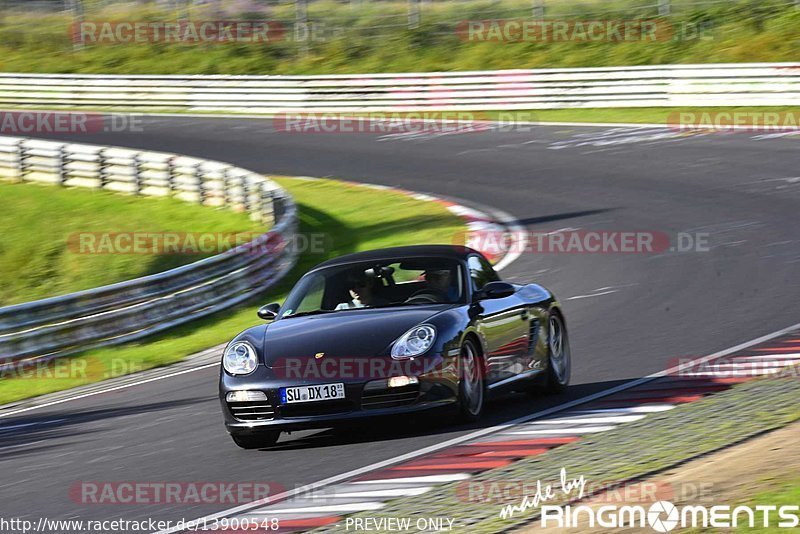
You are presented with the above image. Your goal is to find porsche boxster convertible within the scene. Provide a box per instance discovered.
[219,245,570,448]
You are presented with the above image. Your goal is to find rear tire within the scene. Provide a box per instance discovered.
[457,338,485,422]
[231,431,280,449]
[545,312,571,393]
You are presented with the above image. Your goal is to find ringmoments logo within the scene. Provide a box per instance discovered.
[497,469,800,532]
[539,501,800,531]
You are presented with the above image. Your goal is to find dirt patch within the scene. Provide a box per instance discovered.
[520,421,800,533]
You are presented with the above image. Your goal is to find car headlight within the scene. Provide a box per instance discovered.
[391,324,436,359]
[223,341,258,375]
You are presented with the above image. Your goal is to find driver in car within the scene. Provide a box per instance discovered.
[421,268,455,302]
[336,272,389,309]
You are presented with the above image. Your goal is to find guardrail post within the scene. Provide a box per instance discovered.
[19,141,31,182]
[196,163,206,205]
[57,145,68,186]
[222,167,232,207]
[532,0,545,19]
[167,156,177,194]
[14,140,24,182]
[133,154,143,195]
[658,0,671,16]
[98,148,109,188]
[260,184,275,225]
[242,176,251,213]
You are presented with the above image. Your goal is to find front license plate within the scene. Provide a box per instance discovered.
[280,383,345,404]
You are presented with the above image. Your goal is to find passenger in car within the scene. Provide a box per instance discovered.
[335,273,390,309]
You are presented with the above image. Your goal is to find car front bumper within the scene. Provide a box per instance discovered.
[219,353,459,434]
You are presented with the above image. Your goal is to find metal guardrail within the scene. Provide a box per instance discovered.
[0,63,799,112]
[0,136,298,370]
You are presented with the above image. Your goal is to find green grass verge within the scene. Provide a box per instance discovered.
[5,106,800,129]
[485,106,800,125]
[0,0,799,75]
[310,374,800,533]
[0,181,262,306]
[0,176,464,405]
[736,479,800,533]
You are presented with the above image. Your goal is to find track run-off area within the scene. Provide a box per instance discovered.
[2,117,799,530]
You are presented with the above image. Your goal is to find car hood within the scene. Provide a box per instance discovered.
[262,305,450,367]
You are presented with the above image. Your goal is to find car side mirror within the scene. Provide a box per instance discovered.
[257,303,280,321]
[475,281,515,301]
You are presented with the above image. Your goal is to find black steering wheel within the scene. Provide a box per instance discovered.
[405,288,448,304]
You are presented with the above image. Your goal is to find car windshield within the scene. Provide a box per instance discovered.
[278,257,465,318]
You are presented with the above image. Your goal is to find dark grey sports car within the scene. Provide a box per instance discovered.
[219,245,570,448]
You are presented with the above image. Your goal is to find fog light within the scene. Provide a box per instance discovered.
[387,376,419,388]
[226,390,267,402]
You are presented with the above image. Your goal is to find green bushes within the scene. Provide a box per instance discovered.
[0,0,797,75]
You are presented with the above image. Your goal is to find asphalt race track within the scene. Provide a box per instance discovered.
[3,118,799,528]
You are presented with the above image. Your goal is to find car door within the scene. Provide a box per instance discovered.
[467,255,532,385]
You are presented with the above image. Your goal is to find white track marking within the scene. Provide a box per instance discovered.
[253,503,385,514]
[353,474,471,484]
[0,363,219,419]
[565,290,619,301]
[736,353,800,360]
[531,415,646,424]
[506,425,618,435]
[306,487,433,499]
[0,418,66,432]
[571,404,676,414]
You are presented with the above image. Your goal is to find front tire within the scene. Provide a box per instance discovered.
[545,312,571,393]
[231,431,280,449]
[458,338,485,421]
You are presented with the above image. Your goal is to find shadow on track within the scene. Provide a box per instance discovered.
[0,398,202,451]
[514,208,618,227]
[250,379,631,452]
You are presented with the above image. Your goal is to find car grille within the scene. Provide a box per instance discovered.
[361,384,420,410]
[228,401,275,422]
[280,400,355,418]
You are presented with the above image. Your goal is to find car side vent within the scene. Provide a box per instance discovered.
[528,319,540,355]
